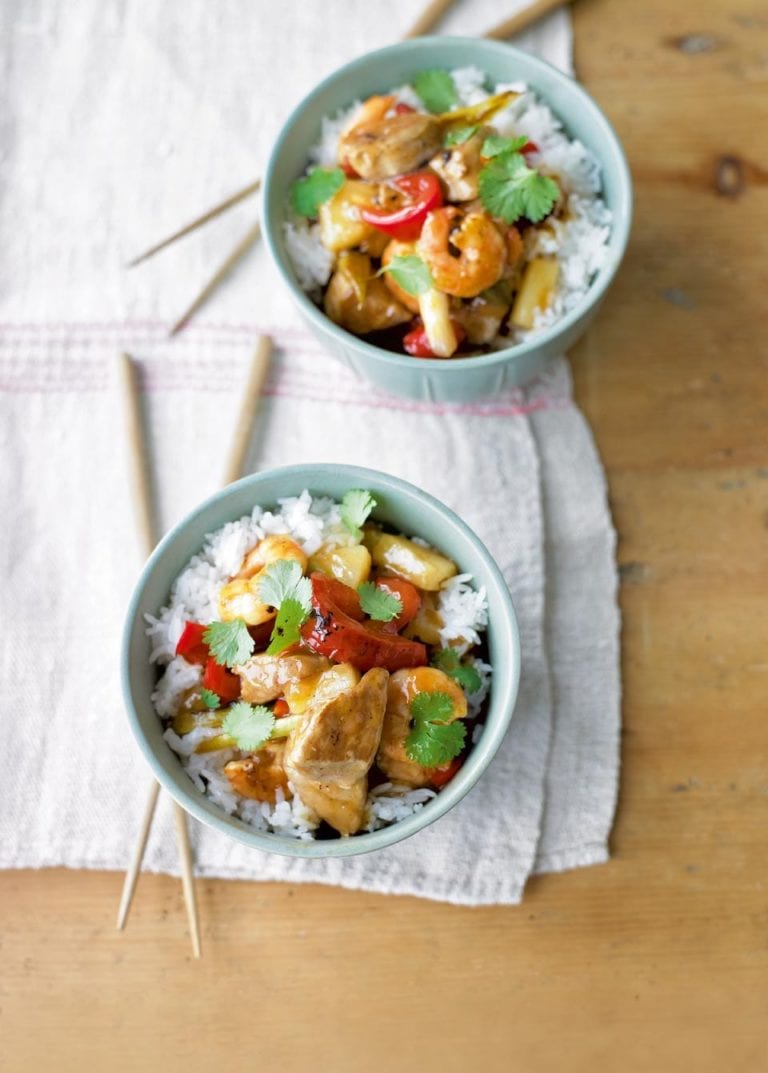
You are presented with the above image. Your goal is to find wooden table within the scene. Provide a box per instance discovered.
[2,2,766,1069]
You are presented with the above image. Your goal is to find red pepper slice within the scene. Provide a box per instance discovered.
[175,622,209,666]
[375,577,422,632]
[203,658,241,703]
[359,171,443,241]
[393,102,416,115]
[301,573,427,672]
[521,140,539,156]
[316,575,366,621]
[403,319,466,359]
[273,698,290,718]
[428,757,463,788]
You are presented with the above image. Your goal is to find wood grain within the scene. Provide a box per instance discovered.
[3,2,768,1070]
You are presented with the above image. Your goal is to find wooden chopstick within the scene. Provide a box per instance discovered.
[116,337,273,952]
[168,220,261,337]
[127,178,261,268]
[402,0,457,38]
[116,352,201,956]
[223,335,273,484]
[484,0,572,40]
[115,778,160,932]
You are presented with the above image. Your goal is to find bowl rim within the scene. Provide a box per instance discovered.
[261,35,633,376]
[121,463,521,858]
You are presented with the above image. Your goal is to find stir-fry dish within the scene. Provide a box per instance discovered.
[285,66,611,360]
[147,491,491,839]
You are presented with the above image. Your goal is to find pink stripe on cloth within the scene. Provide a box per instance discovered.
[0,321,572,417]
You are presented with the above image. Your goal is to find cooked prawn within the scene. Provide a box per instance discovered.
[376,666,467,787]
[419,207,507,299]
[236,534,307,579]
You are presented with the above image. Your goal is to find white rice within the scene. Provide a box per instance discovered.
[146,492,492,838]
[365,783,437,830]
[286,65,612,336]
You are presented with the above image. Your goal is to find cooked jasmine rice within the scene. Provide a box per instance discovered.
[146,492,492,839]
[285,65,612,347]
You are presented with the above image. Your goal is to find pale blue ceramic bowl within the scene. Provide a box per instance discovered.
[122,465,521,858]
[262,36,632,403]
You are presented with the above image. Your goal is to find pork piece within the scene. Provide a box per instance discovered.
[288,773,367,837]
[342,113,443,180]
[224,741,290,804]
[377,667,467,788]
[285,667,389,789]
[235,653,331,704]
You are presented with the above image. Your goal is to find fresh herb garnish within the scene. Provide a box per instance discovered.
[481,134,528,159]
[444,124,478,148]
[358,581,402,622]
[413,69,458,114]
[258,559,312,613]
[378,254,433,297]
[257,560,313,656]
[266,597,308,655]
[340,489,377,540]
[433,647,483,694]
[478,151,559,224]
[290,166,345,218]
[199,688,220,710]
[405,691,467,767]
[221,701,275,751]
[203,618,254,668]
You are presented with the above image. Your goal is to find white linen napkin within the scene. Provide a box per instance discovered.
[0,0,620,904]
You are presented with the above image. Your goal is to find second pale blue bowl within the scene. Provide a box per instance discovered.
[262,36,632,403]
[122,464,521,858]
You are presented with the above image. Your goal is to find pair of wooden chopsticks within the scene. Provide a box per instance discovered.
[128,0,573,335]
[116,336,273,956]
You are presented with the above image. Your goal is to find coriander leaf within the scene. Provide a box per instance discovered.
[411,691,455,724]
[199,688,220,710]
[451,663,483,693]
[481,134,528,158]
[340,488,377,540]
[405,690,466,767]
[222,701,275,751]
[444,124,478,148]
[433,646,460,673]
[290,167,345,218]
[358,581,402,622]
[478,153,560,224]
[413,69,458,114]
[258,559,312,613]
[203,618,254,668]
[432,648,483,694]
[266,596,309,655]
[377,254,433,297]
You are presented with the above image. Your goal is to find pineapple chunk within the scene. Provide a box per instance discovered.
[510,257,559,330]
[364,530,457,591]
[285,663,361,715]
[418,287,460,357]
[318,181,379,252]
[308,543,372,588]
